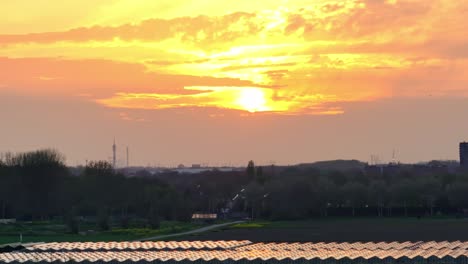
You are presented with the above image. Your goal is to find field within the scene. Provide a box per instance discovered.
[176,218,468,242]
[0,221,203,245]
[4,218,468,245]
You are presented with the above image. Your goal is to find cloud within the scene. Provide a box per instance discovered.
[0,57,256,97]
[119,112,147,122]
[97,86,344,115]
[1,0,464,60]
[0,12,262,48]
[38,76,61,81]
[0,57,353,115]
[0,0,467,116]
[0,1,436,46]
[145,58,212,66]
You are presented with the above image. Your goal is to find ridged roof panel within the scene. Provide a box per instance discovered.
[23,240,252,252]
[3,241,468,263]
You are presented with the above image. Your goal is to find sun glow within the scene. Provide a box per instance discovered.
[0,0,465,117]
[97,86,343,115]
[236,88,269,113]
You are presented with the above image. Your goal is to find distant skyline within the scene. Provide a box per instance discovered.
[1,0,467,166]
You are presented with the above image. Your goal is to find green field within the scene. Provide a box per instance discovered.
[4,218,468,245]
[177,217,468,242]
[0,221,203,245]
[229,216,466,228]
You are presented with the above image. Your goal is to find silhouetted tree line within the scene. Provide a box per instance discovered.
[0,150,251,232]
[244,163,468,220]
[0,150,195,231]
[2,150,468,231]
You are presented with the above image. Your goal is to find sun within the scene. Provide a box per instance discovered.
[236,88,269,113]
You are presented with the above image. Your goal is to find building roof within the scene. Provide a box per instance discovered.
[21,240,251,252]
[192,213,218,220]
[3,241,468,263]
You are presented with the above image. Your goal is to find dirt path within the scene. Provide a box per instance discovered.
[137,221,245,241]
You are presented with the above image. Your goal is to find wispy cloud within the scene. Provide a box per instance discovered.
[119,112,147,122]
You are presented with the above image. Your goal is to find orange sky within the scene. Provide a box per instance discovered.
[1,0,467,165]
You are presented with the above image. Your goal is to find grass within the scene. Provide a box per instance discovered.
[230,222,269,229]
[228,217,468,229]
[172,217,468,242]
[5,218,467,245]
[0,221,204,245]
[0,233,138,245]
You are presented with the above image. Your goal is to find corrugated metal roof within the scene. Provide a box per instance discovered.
[2,241,468,263]
[23,240,252,252]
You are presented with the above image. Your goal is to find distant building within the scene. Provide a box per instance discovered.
[0,219,16,224]
[461,142,468,169]
[191,213,217,223]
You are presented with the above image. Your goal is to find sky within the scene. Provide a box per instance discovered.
[1,0,467,166]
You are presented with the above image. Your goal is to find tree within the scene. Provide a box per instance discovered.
[245,182,265,219]
[81,161,121,216]
[84,161,114,177]
[148,206,161,229]
[329,171,347,186]
[447,182,468,211]
[97,207,110,231]
[120,216,130,229]
[391,180,419,216]
[13,149,67,220]
[247,160,256,180]
[342,182,367,217]
[368,180,388,217]
[288,181,316,218]
[65,207,79,234]
[316,177,337,217]
[256,166,268,185]
[419,177,439,216]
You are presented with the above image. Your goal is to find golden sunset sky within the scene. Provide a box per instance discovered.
[1,0,467,166]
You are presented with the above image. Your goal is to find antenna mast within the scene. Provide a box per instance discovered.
[112,138,117,169]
